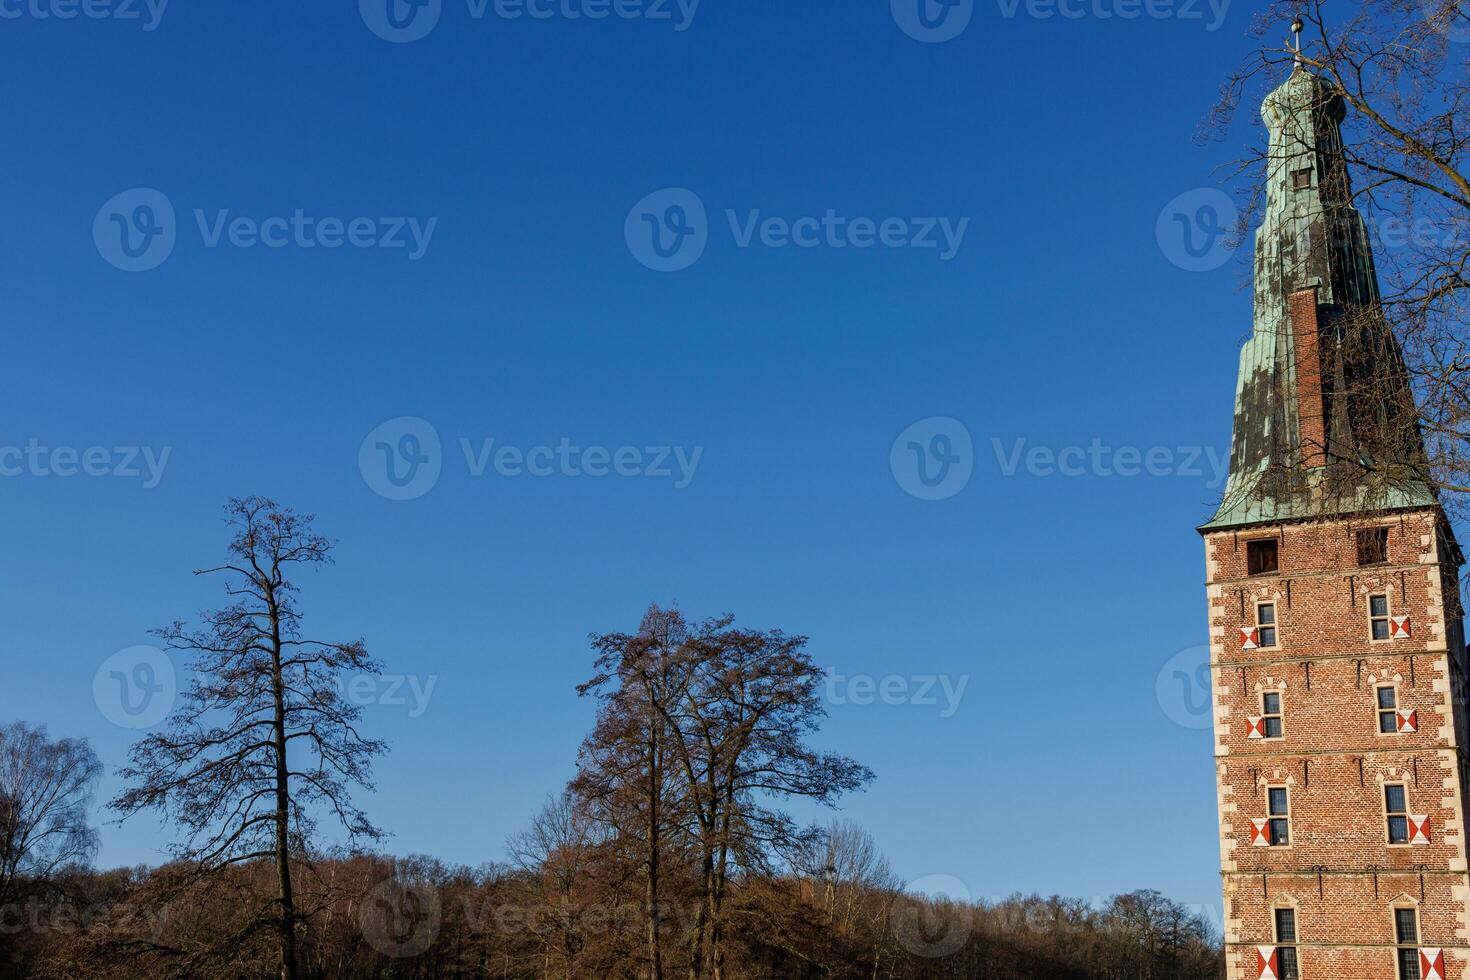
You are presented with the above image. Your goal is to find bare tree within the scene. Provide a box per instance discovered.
[576,606,874,980]
[0,722,101,911]
[1211,0,1470,514]
[111,497,387,980]
[680,615,873,980]
[573,608,697,980]
[506,791,603,977]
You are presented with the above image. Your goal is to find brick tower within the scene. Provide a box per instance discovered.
[1201,63,1470,980]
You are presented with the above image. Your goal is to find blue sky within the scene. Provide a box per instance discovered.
[0,0,1283,921]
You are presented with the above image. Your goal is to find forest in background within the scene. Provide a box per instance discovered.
[1,856,1223,979]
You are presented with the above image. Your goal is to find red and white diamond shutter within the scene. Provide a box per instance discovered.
[1398,710,1419,734]
[1247,716,1265,739]
[1410,815,1432,845]
[1421,949,1445,980]
[1391,615,1412,639]
[1241,627,1260,650]
[1250,819,1270,847]
[1256,946,1279,980]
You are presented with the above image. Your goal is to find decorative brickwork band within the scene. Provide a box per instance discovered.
[1288,286,1327,469]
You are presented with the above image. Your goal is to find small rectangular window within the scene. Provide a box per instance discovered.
[1379,686,1399,734]
[1358,527,1390,565]
[1395,907,1420,980]
[1268,786,1291,845]
[1395,905,1418,942]
[1262,691,1284,739]
[1387,784,1410,844]
[1371,594,1392,641]
[1248,539,1280,575]
[1274,907,1300,979]
[1293,168,1313,190]
[1257,603,1278,648]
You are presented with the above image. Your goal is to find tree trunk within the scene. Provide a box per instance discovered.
[645,719,664,980]
[268,587,299,980]
[689,842,712,980]
[709,778,738,980]
[711,834,730,980]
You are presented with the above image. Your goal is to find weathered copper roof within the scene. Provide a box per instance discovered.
[1201,68,1436,532]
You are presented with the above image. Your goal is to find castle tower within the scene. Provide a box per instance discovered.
[1201,64,1470,980]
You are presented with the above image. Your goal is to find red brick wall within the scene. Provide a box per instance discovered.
[1289,288,1327,469]
[1205,510,1470,979]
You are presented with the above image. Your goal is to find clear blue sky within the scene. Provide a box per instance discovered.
[1,0,1277,923]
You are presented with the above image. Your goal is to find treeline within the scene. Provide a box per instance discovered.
[1,499,1221,978]
[3,856,1221,979]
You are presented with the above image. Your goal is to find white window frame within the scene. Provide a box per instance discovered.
[1385,783,1412,847]
[1378,684,1401,736]
[1370,593,1394,643]
[1392,903,1421,980]
[1266,784,1292,847]
[1257,602,1279,649]
[1261,690,1285,739]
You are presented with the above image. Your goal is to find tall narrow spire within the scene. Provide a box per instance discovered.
[1202,63,1431,530]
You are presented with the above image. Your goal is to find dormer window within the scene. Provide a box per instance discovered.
[1248,539,1280,575]
[1358,527,1389,566]
[1292,168,1313,190]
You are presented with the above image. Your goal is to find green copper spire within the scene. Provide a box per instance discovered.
[1202,66,1433,531]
